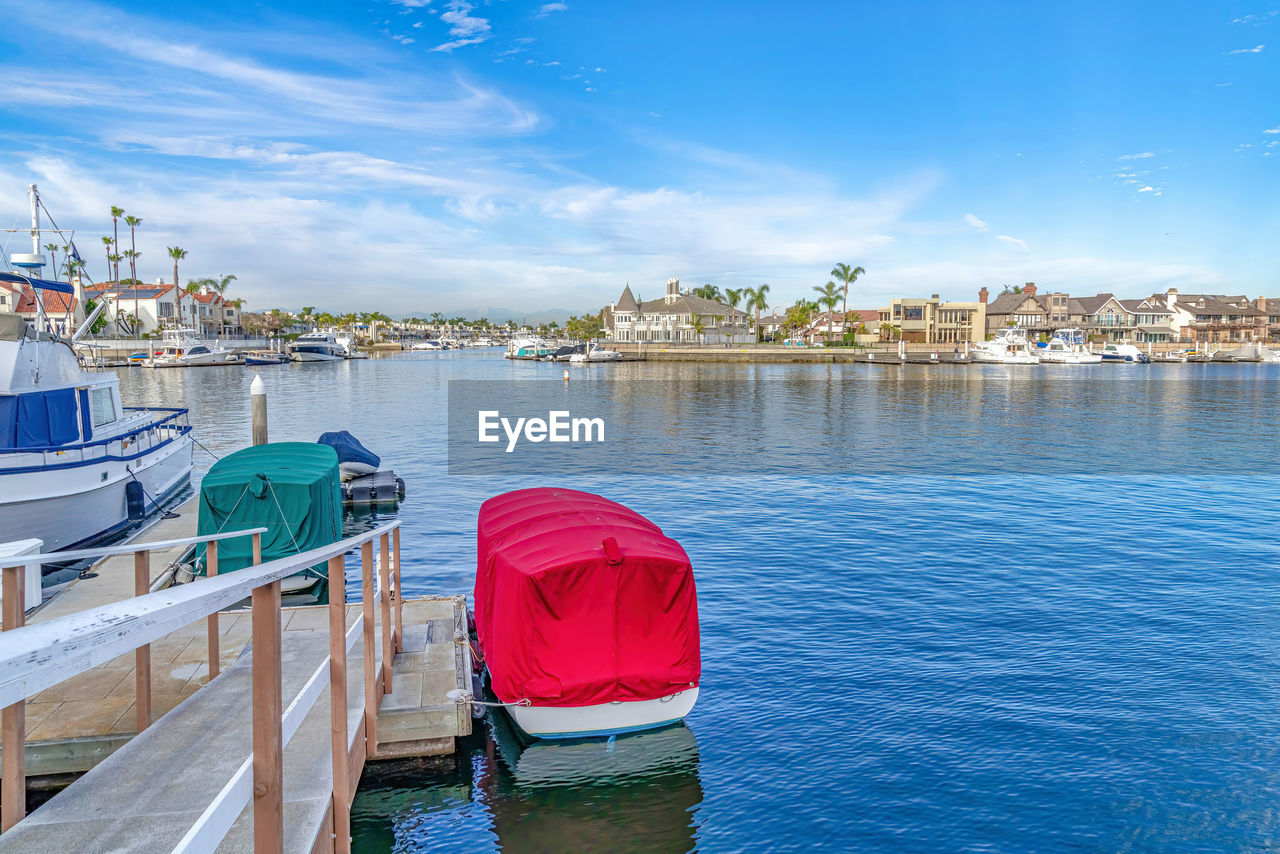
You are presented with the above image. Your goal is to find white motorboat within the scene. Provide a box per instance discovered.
[1037,328,1102,364]
[505,337,555,359]
[475,488,700,740]
[0,186,193,553]
[970,327,1040,364]
[333,331,367,359]
[146,328,241,367]
[410,340,444,351]
[288,330,346,362]
[1098,342,1151,363]
[569,342,624,363]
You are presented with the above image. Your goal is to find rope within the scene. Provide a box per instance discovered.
[127,470,180,519]
[191,434,221,460]
[266,480,323,580]
[445,690,530,708]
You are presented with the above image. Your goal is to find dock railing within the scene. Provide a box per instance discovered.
[0,520,403,854]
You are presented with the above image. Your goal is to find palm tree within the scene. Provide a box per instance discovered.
[685,313,706,344]
[167,246,188,327]
[211,273,237,295]
[830,263,865,330]
[110,206,125,282]
[125,216,141,334]
[724,288,744,340]
[813,281,842,343]
[100,236,114,282]
[44,243,59,281]
[744,283,770,342]
[692,284,723,302]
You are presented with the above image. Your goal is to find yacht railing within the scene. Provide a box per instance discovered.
[0,521,404,854]
[0,407,191,473]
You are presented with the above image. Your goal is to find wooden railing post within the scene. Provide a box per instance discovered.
[251,579,283,854]
[392,526,403,654]
[134,550,152,731]
[378,533,392,695]
[2,564,26,831]
[327,555,351,854]
[206,540,220,681]
[361,541,377,753]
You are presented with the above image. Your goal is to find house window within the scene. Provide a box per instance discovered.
[159,302,173,318]
[903,307,924,321]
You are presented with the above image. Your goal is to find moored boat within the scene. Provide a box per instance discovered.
[1037,328,1102,364]
[244,349,288,365]
[474,487,700,739]
[970,327,1040,364]
[568,342,623,363]
[288,330,345,362]
[1098,342,1151,363]
[195,442,341,595]
[145,328,241,367]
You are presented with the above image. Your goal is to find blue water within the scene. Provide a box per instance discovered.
[118,354,1280,852]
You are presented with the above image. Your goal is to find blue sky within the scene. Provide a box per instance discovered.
[0,0,1276,315]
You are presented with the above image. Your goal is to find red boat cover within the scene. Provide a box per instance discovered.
[475,487,701,707]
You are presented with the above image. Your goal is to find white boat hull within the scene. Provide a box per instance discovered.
[970,350,1039,364]
[1037,351,1103,364]
[506,687,699,739]
[0,434,193,551]
[289,351,344,362]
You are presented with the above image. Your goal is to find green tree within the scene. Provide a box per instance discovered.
[168,246,189,326]
[83,298,110,334]
[813,281,842,343]
[124,215,142,334]
[43,243,59,281]
[724,288,744,340]
[100,236,114,282]
[743,283,770,342]
[110,206,125,282]
[830,263,865,327]
[692,283,723,302]
[686,313,706,345]
[212,273,237,295]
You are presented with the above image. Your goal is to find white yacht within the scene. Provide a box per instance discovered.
[1098,342,1151,363]
[145,328,241,367]
[970,327,1040,364]
[569,342,624,363]
[288,330,346,362]
[1037,328,1102,364]
[332,330,367,359]
[0,186,193,552]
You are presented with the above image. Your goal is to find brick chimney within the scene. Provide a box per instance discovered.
[978,287,989,304]
[1023,282,1037,296]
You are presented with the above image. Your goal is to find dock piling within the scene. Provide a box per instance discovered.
[251,374,268,446]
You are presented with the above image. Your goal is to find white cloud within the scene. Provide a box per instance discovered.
[1225,44,1265,54]
[995,235,1029,251]
[963,213,988,231]
[537,3,568,16]
[432,0,491,51]
[1138,186,1154,192]
[1117,152,1154,160]
[391,0,431,6]
[1217,81,1233,87]
[412,21,424,28]
[1232,12,1278,23]
[543,61,561,66]
[1264,126,1280,133]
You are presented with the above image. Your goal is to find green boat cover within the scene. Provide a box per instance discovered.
[197,442,342,575]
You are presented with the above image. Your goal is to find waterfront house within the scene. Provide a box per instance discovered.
[981,283,1069,337]
[85,281,178,336]
[2,279,82,335]
[1161,292,1267,343]
[604,278,753,344]
[1255,296,1280,340]
[1068,294,1133,341]
[1122,296,1177,343]
[879,295,986,344]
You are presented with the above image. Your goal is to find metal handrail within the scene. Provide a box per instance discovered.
[0,527,269,571]
[0,407,190,456]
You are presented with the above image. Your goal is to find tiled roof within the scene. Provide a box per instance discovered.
[1070,293,1119,315]
[14,284,77,315]
[986,292,1046,314]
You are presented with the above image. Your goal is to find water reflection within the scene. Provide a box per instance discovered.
[352,714,703,853]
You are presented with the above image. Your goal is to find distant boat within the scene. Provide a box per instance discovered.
[288,330,345,362]
[146,328,242,367]
[1037,328,1102,364]
[332,330,367,359]
[970,328,1040,364]
[569,342,623,363]
[505,337,555,359]
[244,350,288,366]
[474,488,700,739]
[1098,342,1151,363]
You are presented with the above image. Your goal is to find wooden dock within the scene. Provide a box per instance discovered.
[0,511,471,852]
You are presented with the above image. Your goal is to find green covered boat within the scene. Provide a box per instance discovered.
[196,442,342,592]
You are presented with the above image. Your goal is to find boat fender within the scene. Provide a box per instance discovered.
[602,536,624,565]
[125,480,146,521]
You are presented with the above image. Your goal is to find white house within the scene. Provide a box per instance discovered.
[603,277,753,345]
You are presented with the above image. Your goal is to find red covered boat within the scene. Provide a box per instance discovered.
[474,487,701,739]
